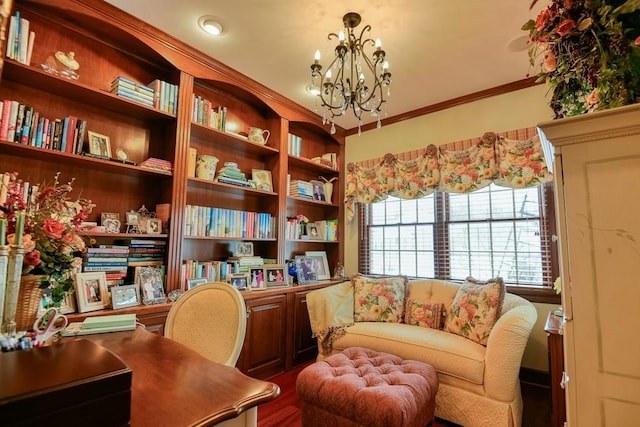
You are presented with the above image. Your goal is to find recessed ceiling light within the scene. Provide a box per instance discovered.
[198,16,223,36]
[507,34,530,52]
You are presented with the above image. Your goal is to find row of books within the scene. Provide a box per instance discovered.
[184,205,276,239]
[192,94,228,131]
[0,172,37,206]
[109,76,178,115]
[285,218,339,241]
[180,257,277,290]
[311,152,338,170]
[0,99,87,154]
[288,133,302,157]
[5,11,34,66]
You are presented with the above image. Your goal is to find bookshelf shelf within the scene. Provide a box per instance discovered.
[191,122,279,157]
[288,155,339,174]
[188,177,278,197]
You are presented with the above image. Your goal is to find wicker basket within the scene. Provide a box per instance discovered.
[16,275,45,332]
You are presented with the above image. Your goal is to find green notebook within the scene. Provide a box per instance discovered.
[81,314,137,329]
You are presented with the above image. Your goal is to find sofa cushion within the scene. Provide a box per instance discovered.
[405,298,445,329]
[331,322,486,385]
[352,274,407,323]
[443,277,505,345]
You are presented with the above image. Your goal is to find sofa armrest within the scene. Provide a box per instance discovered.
[483,297,537,402]
[307,281,354,357]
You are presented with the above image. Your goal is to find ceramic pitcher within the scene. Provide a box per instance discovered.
[248,127,270,145]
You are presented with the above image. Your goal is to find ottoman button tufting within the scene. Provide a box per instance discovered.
[296,347,439,427]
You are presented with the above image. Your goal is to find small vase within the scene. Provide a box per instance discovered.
[324,182,334,204]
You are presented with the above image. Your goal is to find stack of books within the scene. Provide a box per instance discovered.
[139,157,173,173]
[289,180,313,199]
[127,239,166,267]
[215,162,251,188]
[83,245,130,288]
[110,77,155,107]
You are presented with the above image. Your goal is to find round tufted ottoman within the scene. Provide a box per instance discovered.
[296,347,439,427]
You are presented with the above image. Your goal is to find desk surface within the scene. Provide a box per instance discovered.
[64,327,280,426]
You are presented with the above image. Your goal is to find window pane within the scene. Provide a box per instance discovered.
[365,184,550,288]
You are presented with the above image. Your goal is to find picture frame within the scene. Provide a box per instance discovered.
[295,255,318,285]
[74,272,109,313]
[38,289,76,315]
[187,277,208,290]
[87,131,112,158]
[264,264,288,288]
[228,273,249,290]
[306,222,321,240]
[111,284,141,310]
[147,218,162,234]
[103,218,121,233]
[135,265,167,304]
[305,251,331,281]
[126,210,141,225]
[251,169,273,192]
[101,212,120,223]
[235,241,254,257]
[248,267,266,290]
[310,179,327,202]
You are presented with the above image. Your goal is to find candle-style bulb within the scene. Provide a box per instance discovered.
[326,69,332,79]
[338,30,345,42]
[375,38,382,48]
[314,50,320,61]
[383,61,389,71]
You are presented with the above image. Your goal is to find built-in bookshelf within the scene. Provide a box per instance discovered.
[0,0,345,375]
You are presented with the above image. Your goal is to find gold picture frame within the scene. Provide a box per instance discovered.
[251,169,273,192]
[87,131,112,158]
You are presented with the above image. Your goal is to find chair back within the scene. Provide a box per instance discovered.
[164,282,247,367]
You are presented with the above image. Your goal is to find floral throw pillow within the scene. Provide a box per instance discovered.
[352,274,408,323]
[405,298,445,329]
[443,277,505,345]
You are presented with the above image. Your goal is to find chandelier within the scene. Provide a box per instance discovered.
[310,12,391,134]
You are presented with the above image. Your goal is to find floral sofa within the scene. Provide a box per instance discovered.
[306,275,537,427]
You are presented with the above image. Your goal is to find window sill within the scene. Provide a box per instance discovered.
[507,285,561,305]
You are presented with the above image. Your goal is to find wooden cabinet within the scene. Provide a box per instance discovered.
[289,289,317,368]
[539,104,640,425]
[545,311,566,427]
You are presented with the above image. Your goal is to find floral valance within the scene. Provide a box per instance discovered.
[344,129,553,222]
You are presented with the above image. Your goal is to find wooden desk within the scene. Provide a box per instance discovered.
[64,327,280,426]
[545,311,566,427]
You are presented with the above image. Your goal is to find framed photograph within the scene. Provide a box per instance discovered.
[74,272,109,313]
[306,222,321,240]
[101,212,120,223]
[135,265,167,304]
[264,264,288,288]
[252,169,273,192]
[310,179,327,202]
[38,289,76,315]
[88,131,112,158]
[228,273,249,290]
[235,241,254,257]
[305,251,331,281]
[103,218,121,233]
[111,284,141,310]
[147,218,162,234]
[295,256,318,285]
[126,211,141,225]
[187,277,208,290]
[249,267,265,289]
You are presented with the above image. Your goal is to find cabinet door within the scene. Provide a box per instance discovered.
[239,294,287,379]
[291,290,317,367]
[541,105,640,425]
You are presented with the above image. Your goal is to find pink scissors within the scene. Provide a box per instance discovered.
[33,308,68,344]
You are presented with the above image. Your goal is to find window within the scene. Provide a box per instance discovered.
[360,183,558,302]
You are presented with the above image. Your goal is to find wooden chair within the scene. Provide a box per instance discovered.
[164,282,256,426]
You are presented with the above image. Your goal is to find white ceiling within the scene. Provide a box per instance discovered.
[105,0,545,132]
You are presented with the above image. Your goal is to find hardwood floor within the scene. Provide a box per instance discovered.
[257,365,552,427]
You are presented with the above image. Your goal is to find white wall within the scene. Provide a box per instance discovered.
[343,84,556,371]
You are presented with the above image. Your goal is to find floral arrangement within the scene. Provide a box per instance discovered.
[1,172,94,305]
[523,0,640,118]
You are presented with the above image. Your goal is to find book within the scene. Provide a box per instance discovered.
[75,119,88,154]
[81,313,137,329]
